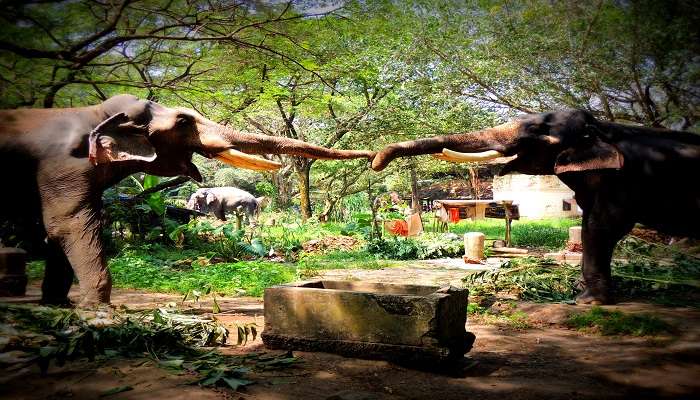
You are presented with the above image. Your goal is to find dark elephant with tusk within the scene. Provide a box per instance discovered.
[372,110,700,305]
[0,94,374,306]
[187,187,268,222]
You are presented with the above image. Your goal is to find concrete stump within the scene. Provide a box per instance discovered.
[0,247,28,297]
[464,232,485,261]
[262,281,475,366]
[569,226,582,244]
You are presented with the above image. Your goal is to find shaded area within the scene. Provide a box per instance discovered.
[2,285,699,399]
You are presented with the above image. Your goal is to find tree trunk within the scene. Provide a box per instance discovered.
[295,162,313,221]
[318,197,338,222]
[368,179,381,239]
[468,165,482,199]
[409,162,420,214]
[271,170,293,209]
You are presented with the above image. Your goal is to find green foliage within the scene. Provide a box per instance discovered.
[0,304,299,391]
[213,168,265,194]
[103,174,182,247]
[255,181,276,198]
[109,244,296,297]
[26,261,46,282]
[465,240,700,305]
[365,237,420,260]
[611,236,700,305]
[465,257,581,302]
[364,233,464,260]
[0,304,228,372]
[466,301,532,330]
[565,306,673,336]
[449,218,582,249]
[171,219,267,260]
[297,250,394,274]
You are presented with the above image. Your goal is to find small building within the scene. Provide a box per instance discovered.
[492,174,580,219]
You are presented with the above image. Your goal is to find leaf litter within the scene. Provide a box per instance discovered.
[0,303,301,391]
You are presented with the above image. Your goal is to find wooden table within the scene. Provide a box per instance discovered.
[434,199,519,246]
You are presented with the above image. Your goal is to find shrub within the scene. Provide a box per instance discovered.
[364,233,464,260]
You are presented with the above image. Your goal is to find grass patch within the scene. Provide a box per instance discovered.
[467,301,532,330]
[298,250,394,270]
[449,217,581,249]
[565,306,673,336]
[109,244,298,297]
[26,260,46,282]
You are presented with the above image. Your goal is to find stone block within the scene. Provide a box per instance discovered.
[464,232,485,261]
[262,281,474,366]
[0,247,28,297]
[569,226,582,244]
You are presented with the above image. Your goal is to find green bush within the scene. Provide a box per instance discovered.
[449,217,581,249]
[364,233,463,260]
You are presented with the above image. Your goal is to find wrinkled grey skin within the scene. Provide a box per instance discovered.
[187,187,266,221]
[0,94,373,306]
[373,110,700,305]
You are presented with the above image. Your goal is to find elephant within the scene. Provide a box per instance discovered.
[0,94,373,306]
[187,187,267,222]
[372,109,700,304]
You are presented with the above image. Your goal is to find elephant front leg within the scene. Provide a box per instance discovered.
[42,208,112,306]
[576,211,633,305]
[38,169,112,306]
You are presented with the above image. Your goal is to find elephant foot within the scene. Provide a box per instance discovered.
[575,287,614,305]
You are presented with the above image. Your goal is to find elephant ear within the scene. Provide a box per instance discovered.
[88,113,157,166]
[554,133,624,175]
[205,192,218,207]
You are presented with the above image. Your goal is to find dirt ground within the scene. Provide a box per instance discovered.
[2,272,700,400]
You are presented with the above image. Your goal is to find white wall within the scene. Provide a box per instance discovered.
[492,174,581,219]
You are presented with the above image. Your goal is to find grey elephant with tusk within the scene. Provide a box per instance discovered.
[372,110,700,305]
[0,94,374,306]
[187,187,268,222]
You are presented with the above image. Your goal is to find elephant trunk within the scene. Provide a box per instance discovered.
[224,129,375,160]
[371,121,521,171]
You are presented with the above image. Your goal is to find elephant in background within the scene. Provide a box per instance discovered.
[372,109,700,305]
[0,94,373,306]
[187,187,268,222]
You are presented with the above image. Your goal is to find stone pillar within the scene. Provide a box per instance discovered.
[569,226,582,245]
[464,232,485,261]
[0,247,28,297]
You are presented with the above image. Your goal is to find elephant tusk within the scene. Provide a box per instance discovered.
[438,149,505,163]
[431,153,453,161]
[215,149,283,171]
[540,135,561,145]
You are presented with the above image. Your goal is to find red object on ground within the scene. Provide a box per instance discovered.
[386,220,409,236]
[448,208,460,223]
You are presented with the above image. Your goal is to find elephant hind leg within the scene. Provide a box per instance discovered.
[40,240,75,306]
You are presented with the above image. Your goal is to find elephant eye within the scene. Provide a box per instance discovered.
[176,114,194,127]
[526,124,545,135]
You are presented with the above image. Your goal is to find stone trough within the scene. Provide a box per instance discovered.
[262,281,475,366]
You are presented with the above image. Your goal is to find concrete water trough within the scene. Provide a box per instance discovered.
[262,280,475,366]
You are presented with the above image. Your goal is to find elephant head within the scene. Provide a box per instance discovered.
[371,109,623,177]
[186,189,209,212]
[90,95,375,181]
